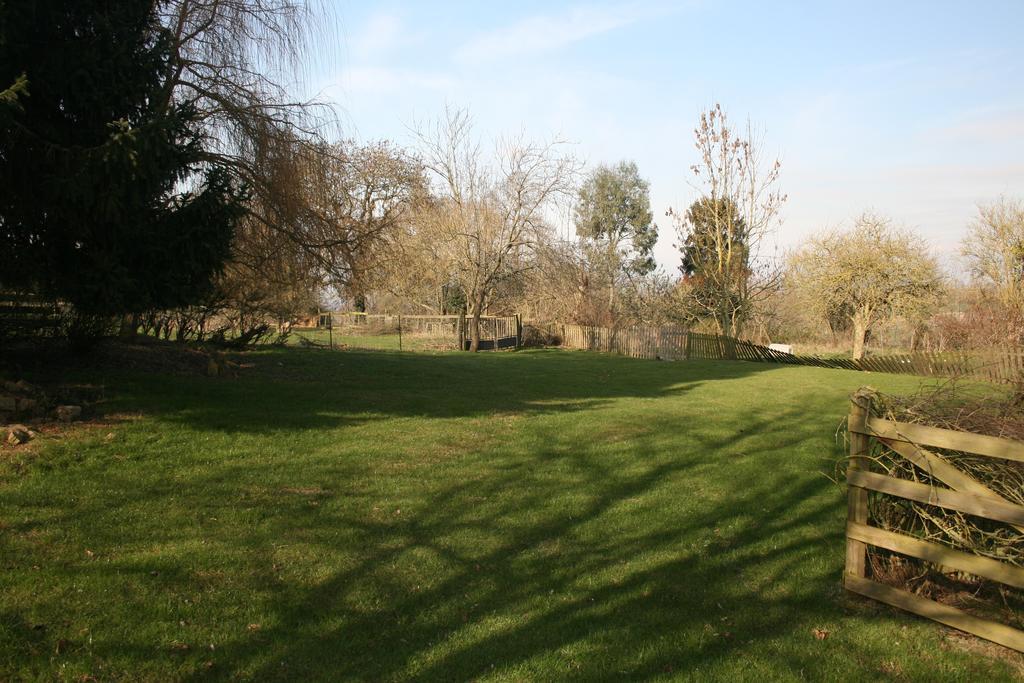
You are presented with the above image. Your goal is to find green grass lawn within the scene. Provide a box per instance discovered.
[289,328,447,352]
[1,348,1019,680]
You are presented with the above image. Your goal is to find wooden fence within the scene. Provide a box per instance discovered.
[560,323,1024,384]
[466,316,521,351]
[332,313,457,336]
[844,391,1024,651]
[327,313,521,350]
[791,348,1024,384]
[0,292,61,340]
[560,324,689,360]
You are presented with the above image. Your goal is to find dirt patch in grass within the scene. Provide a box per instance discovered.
[942,629,1024,676]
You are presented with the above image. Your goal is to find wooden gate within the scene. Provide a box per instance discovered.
[460,315,521,351]
[844,390,1024,651]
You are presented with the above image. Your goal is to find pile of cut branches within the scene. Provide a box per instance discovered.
[851,383,1024,625]
[863,383,1024,567]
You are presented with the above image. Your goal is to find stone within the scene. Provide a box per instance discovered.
[6,424,32,445]
[16,398,38,414]
[0,395,15,412]
[14,380,35,393]
[55,405,82,422]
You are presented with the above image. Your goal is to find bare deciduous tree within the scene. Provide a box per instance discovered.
[788,213,944,359]
[159,0,343,255]
[413,108,578,351]
[520,236,592,324]
[963,196,1024,312]
[670,104,785,338]
[303,141,426,308]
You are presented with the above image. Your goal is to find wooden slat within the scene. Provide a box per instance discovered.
[847,469,1024,527]
[846,397,871,579]
[879,437,1024,534]
[845,574,1024,652]
[854,415,1024,463]
[556,326,1022,383]
[880,438,1015,503]
[847,521,1024,589]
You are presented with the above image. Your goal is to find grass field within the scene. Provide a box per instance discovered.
[289,328,446,352]
[1,347,1020,680]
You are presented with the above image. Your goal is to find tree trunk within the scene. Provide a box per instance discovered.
[607,239,618,326]
[716,310,735,340]
[852,318,868,360]
[469,310,481,352]
[608,280,615,326]
[468,294,484,352]
[118,314,137,338]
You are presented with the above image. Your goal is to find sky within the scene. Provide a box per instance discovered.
[307,0,1024,275]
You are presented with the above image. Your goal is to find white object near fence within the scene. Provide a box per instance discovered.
[768,343,793,354]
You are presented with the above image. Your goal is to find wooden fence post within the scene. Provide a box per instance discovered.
[846,391,872,583]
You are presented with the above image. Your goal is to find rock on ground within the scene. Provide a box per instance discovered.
[55,405,82,422]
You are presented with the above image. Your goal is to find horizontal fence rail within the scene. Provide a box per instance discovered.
[560,323,1023,383]
[844,393,1024,651]
[311,313,522,351]
[0,292,61,339]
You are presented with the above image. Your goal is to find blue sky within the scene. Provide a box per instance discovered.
[311,0,1024,274]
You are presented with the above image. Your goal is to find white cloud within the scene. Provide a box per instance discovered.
[454,2,681,64]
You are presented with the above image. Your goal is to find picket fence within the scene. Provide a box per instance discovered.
[560,324,690,360]
[560,323,1024,384]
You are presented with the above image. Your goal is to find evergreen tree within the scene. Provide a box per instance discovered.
[575,161,658,278]
[0,0,244,315]
[679,197,748,278]
[574,161,657,321]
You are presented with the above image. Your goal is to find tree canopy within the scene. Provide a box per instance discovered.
[963,197,1024,311]
[574,161,657,278]
[788,213,944,359]
[0,0,244,315]
[670,105,784,338]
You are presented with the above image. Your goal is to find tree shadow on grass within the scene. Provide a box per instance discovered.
[99,348,796,436]
[139,402,912,680]
[5,348,1005,679]
[20,402,960,679]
